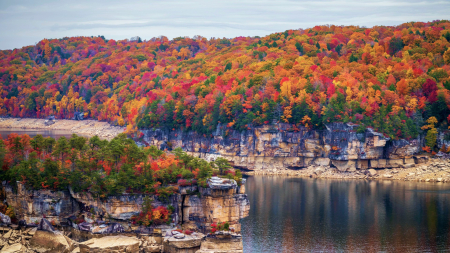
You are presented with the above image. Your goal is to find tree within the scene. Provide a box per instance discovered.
[0,139,5,170]
[214,157,231,175]
[422,117,438,149]
[44,42,51,59]
[53,136,70,164]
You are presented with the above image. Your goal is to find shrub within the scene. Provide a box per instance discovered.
[131,205,172,227]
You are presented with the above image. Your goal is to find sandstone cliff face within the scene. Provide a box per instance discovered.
[182,183,249,233]
[2,182,80,225]
[140,123,425,172]
[3,182,249,234]
[69,188,181,223]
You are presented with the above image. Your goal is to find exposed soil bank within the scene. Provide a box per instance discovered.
[244,157,450,183]
[0,117,124,140]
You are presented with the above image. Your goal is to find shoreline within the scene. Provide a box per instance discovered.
[2,117,449,183]
[243,157,450,183]
[0,117,124,140]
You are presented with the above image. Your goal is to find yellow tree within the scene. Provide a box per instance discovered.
[421,117,438,149]
[44,42,51,60]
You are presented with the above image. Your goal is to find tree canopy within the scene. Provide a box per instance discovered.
[1,21,450,140]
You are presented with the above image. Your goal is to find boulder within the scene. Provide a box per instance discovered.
[163,234,204,253]
[29,230,76,253]
[27,227,37,236]
[413,156,429,164]
[196,237,243,253]
[3,229,12,239]
[368,169,377,177]
[314,167,325,175]
[91,223,125,234]
[38,218,56,232]
[313,158,330,166]
[79,236,139,253]
[141,245,161,253]
[77,222,92,232]
[331,160,356,172]
[1,243,27,253]
[0,212,11,224]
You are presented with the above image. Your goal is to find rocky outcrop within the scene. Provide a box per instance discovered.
[1,177,249,252]
[29,230,77,253]
[183,178,249,233]
[69,188,181,223]
[0,224,243,253]
[139,123,425,173]
[2,183,80,226]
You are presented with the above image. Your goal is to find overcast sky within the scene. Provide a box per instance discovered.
[1,0,449,50]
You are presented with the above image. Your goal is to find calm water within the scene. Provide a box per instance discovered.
[241,176,450,252]
[0,128,82,140]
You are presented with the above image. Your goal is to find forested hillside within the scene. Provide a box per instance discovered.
[1,21,450,146]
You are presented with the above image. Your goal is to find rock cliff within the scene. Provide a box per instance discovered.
[0,178,249,252]
[139,123,426,172]
[3,181,248,231]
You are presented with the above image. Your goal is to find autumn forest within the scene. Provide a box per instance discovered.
[1,21,450,148]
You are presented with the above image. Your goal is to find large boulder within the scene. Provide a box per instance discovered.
[196,236,243,253]
[29,230,76,253]
[79,236,139,253]
[163,233,204,253]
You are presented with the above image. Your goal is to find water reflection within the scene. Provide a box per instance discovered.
[0,128,82,140]
[241,176,450,252]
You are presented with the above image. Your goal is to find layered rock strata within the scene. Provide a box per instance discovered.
[0,178,249,252]
[140,123,426,172]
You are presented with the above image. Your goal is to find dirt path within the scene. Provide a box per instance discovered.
[0,117,124,140]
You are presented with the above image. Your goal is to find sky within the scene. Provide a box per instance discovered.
[1,0,449,50]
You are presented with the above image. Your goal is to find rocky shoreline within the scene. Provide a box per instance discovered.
[0,117,124,140]
[0,177,249,253]
[244,157,450,183]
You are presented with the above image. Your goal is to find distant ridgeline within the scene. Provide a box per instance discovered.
[1,21,450,151]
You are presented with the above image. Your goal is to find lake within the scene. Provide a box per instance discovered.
[0,128,83,140]
[241,176,450,252]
